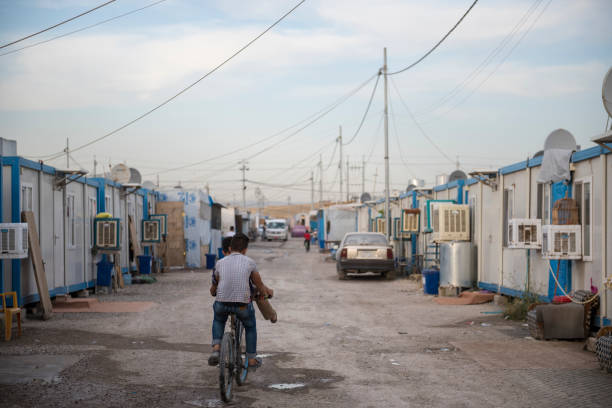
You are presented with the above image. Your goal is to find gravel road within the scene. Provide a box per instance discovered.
[1,238,611,407]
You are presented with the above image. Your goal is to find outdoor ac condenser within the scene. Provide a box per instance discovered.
[508,219,542,249]
[94,218,121,251]
[541,224,582,260]
[0,223,28,259]
[432,204,470,242]
[142,219,161,244]
[401,209,419,233]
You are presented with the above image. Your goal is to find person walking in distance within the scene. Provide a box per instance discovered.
[304,229,311,252]
[208,233,274,370]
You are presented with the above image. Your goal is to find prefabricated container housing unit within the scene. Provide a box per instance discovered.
[0,154,157,306]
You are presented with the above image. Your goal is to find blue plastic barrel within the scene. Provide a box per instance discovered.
[96,259,113,286]
[218,248,224,259]
[138,255,152,275]
[206,253,217,269]
[422,268,440,295]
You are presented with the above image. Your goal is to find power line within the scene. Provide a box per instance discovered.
[343,72,381,145]
[0,0,118,50]
[33,0,307,160]
[388,0,479,75]
[1,0,168,57]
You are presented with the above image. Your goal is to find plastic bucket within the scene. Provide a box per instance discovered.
[137,255,152,275]
[96,259,113,287]
[205,253,217,270]
[422,268,440,295]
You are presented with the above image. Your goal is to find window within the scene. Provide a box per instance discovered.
[21,183,33,212]
[88,196,97,248]
[574,176,592,260]
[537,183,551,225]
[503,187,514,247]
[67,194,76,248]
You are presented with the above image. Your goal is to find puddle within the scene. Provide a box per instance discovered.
[269,383,306,390]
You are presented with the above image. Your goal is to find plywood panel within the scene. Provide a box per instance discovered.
[156,201,185,267]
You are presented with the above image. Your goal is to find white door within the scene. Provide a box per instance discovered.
[53,190,64,289]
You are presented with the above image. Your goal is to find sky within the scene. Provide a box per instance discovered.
[0,0,611,206]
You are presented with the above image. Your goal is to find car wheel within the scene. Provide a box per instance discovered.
[336,264,348,280]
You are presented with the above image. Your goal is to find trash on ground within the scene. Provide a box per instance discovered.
[269,383,306,390]
[481,323,492,327]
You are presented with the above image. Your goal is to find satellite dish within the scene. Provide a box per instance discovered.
[543,129,576,151]
[448,170,468,183]
[603,66,612,118]
[406,184,417,192]
[360,192,372,203]
[142,180,155,190]
[533,150,544,158]
[129,167,142,184]
[110,164,131,184]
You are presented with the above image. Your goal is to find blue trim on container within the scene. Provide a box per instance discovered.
[571,145,604,163]
[433,184,448,192]
[0,157,3,294]
[456,180,464,204]
[500,160,528,175]
[478,281,549,302]
[10,160,21,306]
[97,181,105,213]
[466,178,479,186]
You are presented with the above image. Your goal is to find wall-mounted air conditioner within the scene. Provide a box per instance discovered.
[541,224,581,260]
[0,223,28,259]
[150,214,167,236]
[508,219,541,249]
[432,204,470,242]
[94,218,121,251]
[401,209,420,233]
[142,219,161,244]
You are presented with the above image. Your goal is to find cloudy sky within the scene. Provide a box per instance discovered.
[1,0,610,205]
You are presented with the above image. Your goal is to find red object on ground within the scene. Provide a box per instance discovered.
[552,295,571,304]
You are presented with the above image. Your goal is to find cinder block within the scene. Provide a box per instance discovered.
[494,294,508,306]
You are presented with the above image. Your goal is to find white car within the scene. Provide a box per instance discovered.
[266,220,288,241]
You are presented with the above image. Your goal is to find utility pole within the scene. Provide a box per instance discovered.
[383,47,391,239]
[362,155,366,196]
[65,138,70,168]
[373,168,378,196]
[346,156,350,202]
[93,155,97,177]
[310,171,314,211]
[319,154,323,207]
[338,126,343,203]
[239,160,249,211]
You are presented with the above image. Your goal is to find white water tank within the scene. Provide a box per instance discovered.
[439,241,476,287]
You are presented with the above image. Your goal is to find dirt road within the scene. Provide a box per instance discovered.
[1,238,611,407]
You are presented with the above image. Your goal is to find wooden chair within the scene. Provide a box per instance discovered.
[1,292,21,341]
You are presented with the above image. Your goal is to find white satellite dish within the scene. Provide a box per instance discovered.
[360,192,372,203]
[448,170,468,183]
[543,129,576,151]
[129,167,142,184]
[603,66,612,118]
[110,164,131,184]
[142,180,155,190]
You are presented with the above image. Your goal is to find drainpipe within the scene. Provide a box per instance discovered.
[526,164,532,293]
[499,173,504,293]
[602,153,608,323]
[478,181,483,284]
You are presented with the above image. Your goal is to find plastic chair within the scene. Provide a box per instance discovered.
[1,292,21,341]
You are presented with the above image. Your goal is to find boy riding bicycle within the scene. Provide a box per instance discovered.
[208,233,274,370]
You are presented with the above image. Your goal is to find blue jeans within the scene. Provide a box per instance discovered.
[212,301,257,359]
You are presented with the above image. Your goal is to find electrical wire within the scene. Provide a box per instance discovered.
[390,77,455,166]
[32,0,307,160]
[388,0,479,75]
[1,0,168,57]
[416,0,543,117]
[343,72,381,145]
[420,0,553,123]
[0,0,117,50]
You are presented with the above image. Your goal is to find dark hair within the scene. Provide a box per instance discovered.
[221,237,232,254]
[230,233,249,252]
[230,226,235,231]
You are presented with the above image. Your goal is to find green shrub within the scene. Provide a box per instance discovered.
[504,292,540,321]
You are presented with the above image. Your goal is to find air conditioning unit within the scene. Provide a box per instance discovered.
[402,209,420,233]
[94,218,121,250]
[0,223,28,259]
[432,204,470,242]
[376,217,386,235]
[508,219,542,249]
[150,214,167,236]
[142,219,161,244]
[541,224,581,260]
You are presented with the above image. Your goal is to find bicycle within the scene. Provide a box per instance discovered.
[218,312,249,402]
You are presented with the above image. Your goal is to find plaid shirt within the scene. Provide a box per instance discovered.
[212,253,257,303]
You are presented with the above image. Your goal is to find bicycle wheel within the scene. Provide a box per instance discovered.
[235,320,249,386]
[219,333,234,402]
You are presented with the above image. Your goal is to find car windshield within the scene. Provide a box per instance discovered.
[343,234,387,246]
[267,222,285,229]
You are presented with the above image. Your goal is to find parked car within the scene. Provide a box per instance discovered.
[336,232,395,280]
[266,219,288,241]
[291,224,306,238]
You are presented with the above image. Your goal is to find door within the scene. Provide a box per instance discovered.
[53,189,64,289]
